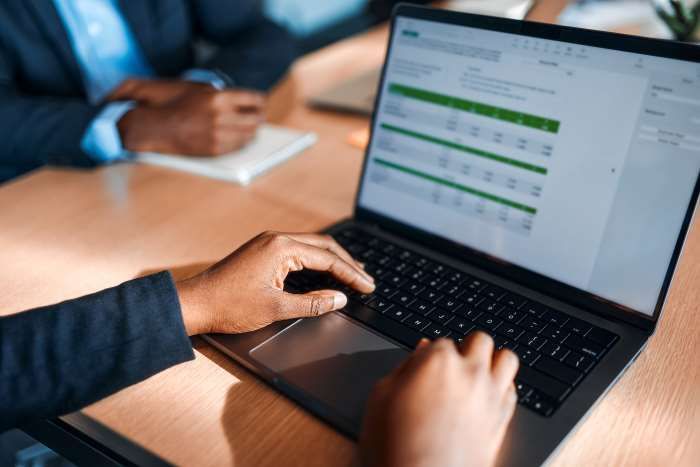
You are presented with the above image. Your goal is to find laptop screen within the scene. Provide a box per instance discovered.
[358,15,700,316]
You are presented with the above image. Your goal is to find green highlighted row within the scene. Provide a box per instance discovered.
[402,30,419,37]
[374,158,537,214]
[381,123,548,175]
[388,83,560,134]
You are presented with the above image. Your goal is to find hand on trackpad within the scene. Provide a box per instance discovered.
[250,312,408,432]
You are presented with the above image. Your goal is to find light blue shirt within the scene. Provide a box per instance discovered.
[53,0,226,162]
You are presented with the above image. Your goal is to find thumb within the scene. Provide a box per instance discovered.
[277,289,348,319]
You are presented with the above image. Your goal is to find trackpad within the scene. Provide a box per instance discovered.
[250,312,408,431]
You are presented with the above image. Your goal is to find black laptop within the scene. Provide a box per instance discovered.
[205,5,700,465]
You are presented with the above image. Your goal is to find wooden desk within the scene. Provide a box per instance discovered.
[2,7,699,467]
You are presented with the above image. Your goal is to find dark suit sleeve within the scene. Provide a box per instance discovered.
[188,0,298,91]
[0,40,100,178]
[0,272,195,432]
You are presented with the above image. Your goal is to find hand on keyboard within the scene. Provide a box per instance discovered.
[175,231,375,335]
[360,333,519,467]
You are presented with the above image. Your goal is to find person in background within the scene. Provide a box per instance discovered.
[0,231,519,467]
[0,0,297,182]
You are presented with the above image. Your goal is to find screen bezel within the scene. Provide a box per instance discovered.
[353,4,700,332]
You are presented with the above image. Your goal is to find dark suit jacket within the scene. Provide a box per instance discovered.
[0,0,297,181]
[0,272,195,432]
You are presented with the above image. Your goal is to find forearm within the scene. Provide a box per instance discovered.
[0,91,102,170]
[0,272,194,432]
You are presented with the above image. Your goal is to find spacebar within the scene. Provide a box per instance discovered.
[342,302,423,348]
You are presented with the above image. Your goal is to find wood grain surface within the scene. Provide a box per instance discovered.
[1,3,698,466]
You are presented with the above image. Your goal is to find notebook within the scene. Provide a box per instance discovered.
[136,124,317,186]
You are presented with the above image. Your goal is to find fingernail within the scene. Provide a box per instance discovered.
[332,292,348,310]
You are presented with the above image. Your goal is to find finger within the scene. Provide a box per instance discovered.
[416,337,430,350]
[491,348,519,391]
[292,242,375,293]
[459,331,494,368]
[499,384,517,430]
[276,289,347,319]
[282,233,373,283]
[216,90,266,111]
[216,111,264,129]
[392,337,441,380]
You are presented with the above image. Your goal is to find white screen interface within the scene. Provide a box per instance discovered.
[359,17,700,315]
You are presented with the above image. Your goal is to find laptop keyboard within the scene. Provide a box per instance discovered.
[285,227,618,417]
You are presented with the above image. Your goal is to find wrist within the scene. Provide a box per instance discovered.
[175,278,210,336]
[117,106,160,153]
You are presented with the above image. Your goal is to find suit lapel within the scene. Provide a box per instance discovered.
[25,1,83,85]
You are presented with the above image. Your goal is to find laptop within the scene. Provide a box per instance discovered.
[205,5,700,465]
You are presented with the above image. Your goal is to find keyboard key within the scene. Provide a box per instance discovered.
[402,282,425,295]
[515,346,540,366]
[483,285,506,301]
[541,342,570,361]
[375,285,397,299]
[498,324,525,341]
[393,293,416,307]
[427,263,449,276]
[375,255,392,266]
[478,299,504,315]
[406,316,431,332]
[517,332,547,350]
[428,310,453,325]
[523,391,554,416]
[422,275,449,289]
[465,278,487,292]
[413,257,430,268]
[398,250,414,262]
[451,335,465,345]
[342,302,423,348]
[541,324,570,343]
[585,327,618,348]
[564,351,595,373]
[443,283,466,297]
[390,260,412,274]
[501,293,527,309]
[447,271,468,283]
[564,334,604,359]
[462,293,483,307]
[386,307,411,322]
[563,317,592,336]
[493,335,510,350]
[541,309,569,327]
[407,299,434,316]
[436,296,464,313]
[517,366,571,402]
[515,382,533,401]
[535,357,583,386]
[358,248,377,261]
[384,274,407,287]
[521,302,548,317]
[408,269,427,281]
[424,324,451,339]
[456,306,482,320]
[500,308,523,323]
[418,289,443,303]
[475,313,502,331]
[448,316,474,335]
[368,298,393,313]
[521,315,547,333]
